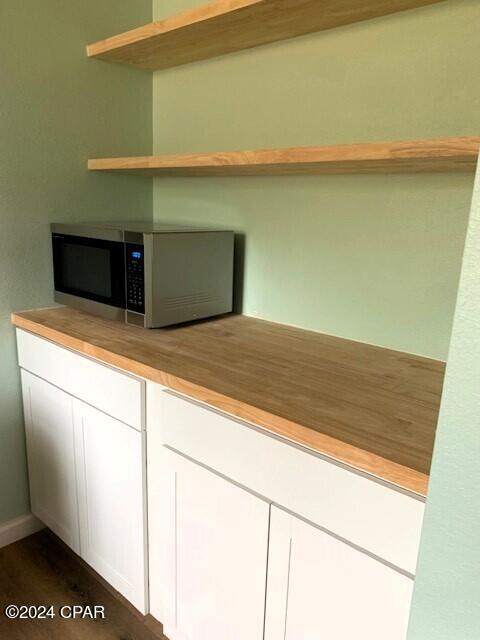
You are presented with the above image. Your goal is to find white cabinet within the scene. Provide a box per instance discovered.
[159,448,270,640]
[19,335,423,634]
[19,353,147,614]
[265,507,414,640]
[21,370,80,553]
[74,400,147,613]
[148,387,423,639]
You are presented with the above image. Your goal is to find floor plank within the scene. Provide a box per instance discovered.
[0,530,165,640]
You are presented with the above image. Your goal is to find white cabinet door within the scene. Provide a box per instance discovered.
[73,400,147,613]
[21,370,79,552]
[159,449,270,640]
[265,507,414,640]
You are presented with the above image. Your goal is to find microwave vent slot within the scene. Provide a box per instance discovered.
[163,292,217,310]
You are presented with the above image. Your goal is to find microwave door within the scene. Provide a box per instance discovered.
[52,234,126,320]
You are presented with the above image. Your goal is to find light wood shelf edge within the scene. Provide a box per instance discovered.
[88,137,480,176]
[11,311,429,495]
[86,0,446,71]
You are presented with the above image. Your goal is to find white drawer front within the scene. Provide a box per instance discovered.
[160,390,424,575]
[17,329,144,430]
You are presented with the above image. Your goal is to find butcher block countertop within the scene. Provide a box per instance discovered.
[11,307,445,495]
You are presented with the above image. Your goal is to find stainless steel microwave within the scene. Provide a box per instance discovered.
[51,222,234,328]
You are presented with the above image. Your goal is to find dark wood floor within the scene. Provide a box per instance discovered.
[0,530,166,640]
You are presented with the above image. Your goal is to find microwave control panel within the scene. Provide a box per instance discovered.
[126,243,145,314]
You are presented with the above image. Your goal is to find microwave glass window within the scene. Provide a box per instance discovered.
[52,234,126,309]
[62,243,112,298]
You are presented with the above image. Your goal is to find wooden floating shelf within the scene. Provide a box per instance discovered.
[87,0,446,71]
[88,137,480,177]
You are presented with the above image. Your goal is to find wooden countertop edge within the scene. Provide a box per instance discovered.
[11,312,429,496]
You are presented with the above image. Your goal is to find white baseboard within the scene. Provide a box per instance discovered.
[0,513,45,549]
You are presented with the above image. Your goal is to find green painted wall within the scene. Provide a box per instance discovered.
[152,0,479,359]
[0,0,152,523]
[407,162,480,639]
